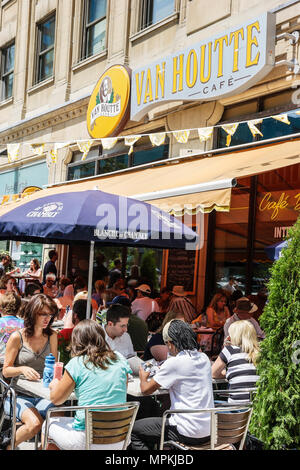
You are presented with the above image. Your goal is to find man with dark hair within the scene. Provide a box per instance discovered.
[24,282,43,298]
[43,250,58,284]
[108,296,148,353]
[104,303,135,359]
[130,320,214,450]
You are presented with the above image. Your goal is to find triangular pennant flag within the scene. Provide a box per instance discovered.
[101,138,118,150]
[7,143,21,163]
[173,130,190,144]
[221,123,239,146]
[271,114,290,125]
[247,119,263,138]
[149,132,166,147]
[77,141,93,161]
[47,142,70,166]
[30,143,45,156]
[124,135,141,155]
[197,127,213,142]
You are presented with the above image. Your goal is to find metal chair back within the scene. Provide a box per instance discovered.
[43,401,140,450]
[160,404,253,450]
[85,402,140,449]
[0,375,17,450]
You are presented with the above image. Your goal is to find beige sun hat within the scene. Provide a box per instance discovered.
[171,286,186,297]
[135,284,151,294]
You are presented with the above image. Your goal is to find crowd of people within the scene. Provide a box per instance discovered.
[0,251,267,450]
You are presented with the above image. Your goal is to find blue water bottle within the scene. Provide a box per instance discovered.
[43,353,55,388]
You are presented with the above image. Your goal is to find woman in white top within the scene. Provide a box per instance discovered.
[131,320,214,450]
[24,258,43,284]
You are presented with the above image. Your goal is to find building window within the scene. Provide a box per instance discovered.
[140,0,175,30]
[1,42,15,100]
[36,14,56,83]
[82,0,107,60]
[67,135,169,181]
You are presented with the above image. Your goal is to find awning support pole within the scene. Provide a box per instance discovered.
[87,241,95,319]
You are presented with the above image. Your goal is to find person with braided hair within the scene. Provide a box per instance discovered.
[130,320,214,450]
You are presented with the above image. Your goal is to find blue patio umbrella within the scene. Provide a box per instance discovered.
[264,240,288,261]
[0,188,198,316]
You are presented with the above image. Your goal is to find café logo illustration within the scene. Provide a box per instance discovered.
[90,76,121,129]
[87,65,131,138]
[26,202,64,218]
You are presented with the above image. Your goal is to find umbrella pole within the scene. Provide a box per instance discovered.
[87,241,95,319]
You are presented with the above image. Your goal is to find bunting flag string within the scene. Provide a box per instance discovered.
[221,123,239,146]
[198,127,213,142]
[101,137,118,150]
[173,130,190,144]
[7,143,21,163]
[247,119,263,138]
[149,132,166,147]
[271,114,290,125]
[1,111,298,168]
[124,135,141,154]
[77,140,93,161]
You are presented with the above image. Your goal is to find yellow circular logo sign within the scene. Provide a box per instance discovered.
[87,65,131,138]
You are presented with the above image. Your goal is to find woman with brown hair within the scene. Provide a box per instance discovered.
[2,294,58,449]
[0,274,20,296]
[42,319,132,450]
[24,258,43,284]
[206,293,231,330]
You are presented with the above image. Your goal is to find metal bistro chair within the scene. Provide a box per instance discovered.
[159,402,253,451]
[0,375,17,450]
[213,387,257,405]
[43,401,140,450]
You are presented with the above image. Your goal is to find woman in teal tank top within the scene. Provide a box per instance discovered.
[43,319,132,450]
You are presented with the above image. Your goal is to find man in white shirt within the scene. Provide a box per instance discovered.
[104,304,135,359]
[131,284,159,322]
[130,319,214,450]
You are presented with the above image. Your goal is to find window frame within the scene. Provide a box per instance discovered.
[66,133,170,181]
[140,0,175,31]
[0,40,15,101]
[81,0,107,61]
[35,13,56,85]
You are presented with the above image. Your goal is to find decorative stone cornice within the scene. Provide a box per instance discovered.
[0,96,90,145]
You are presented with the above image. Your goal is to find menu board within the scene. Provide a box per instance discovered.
[164,248,198,295]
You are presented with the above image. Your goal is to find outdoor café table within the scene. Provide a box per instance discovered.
[15,377,77,402]
[126,376,227,396]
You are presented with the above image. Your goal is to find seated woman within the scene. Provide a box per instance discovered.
[211,320,260,404]
[143,310,185,362]
[206,293,231,330]
[42,319,132,450]
[0,274,21,297]
[131,320,214,450]
[2,294,58,449]
[24,258,43,284]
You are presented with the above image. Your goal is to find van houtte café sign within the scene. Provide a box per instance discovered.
[130,12,276,121]
[87,12,275,137]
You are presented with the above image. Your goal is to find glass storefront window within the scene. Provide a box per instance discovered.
[213,179,250,295]
[253,163,300,292]
[216,108,300,149]
[99,154,128,174]
[68,161,96,181]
